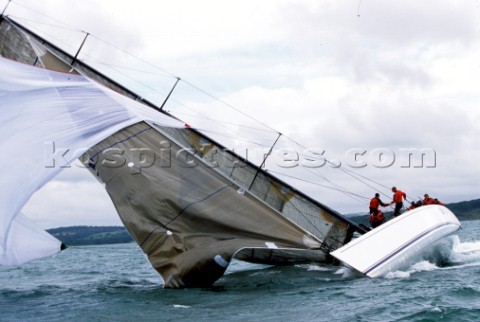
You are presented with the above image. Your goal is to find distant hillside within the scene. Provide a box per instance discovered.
[47,226,133,246]
[349,198,480,227]
[48,199,480,246]
[446,198,480,221]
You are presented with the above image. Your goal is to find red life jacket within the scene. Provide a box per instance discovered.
[423,197,434,205]
[370,211,384,224]
[434,200,444,205]
[393,190,406,203]
[370,197,381,209]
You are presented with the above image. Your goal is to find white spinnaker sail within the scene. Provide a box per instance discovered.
[4,212,62,266]
[0,56,182,266]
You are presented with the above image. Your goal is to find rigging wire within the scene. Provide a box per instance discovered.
[178,78,280,134]
[273,148,371,203]
[357,0,363,17]
[282,136,396,200]
[268,169,369,203]
[80,53,275,143]
[7,2,83,33]
[79,54,170,97]
[7,15,80,53]
[81,38,285,149]
[78,35,282,150]
[172,111,275,133]
[87,33,180,80]
[193,128,275,147]
[79,53,279,145]
[303,168,369,204]
[88,60,174,79]
[293,149,392,200]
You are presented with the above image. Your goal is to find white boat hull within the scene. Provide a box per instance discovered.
[330,205,461,277]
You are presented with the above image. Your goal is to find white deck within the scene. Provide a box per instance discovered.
[330,205,461,277]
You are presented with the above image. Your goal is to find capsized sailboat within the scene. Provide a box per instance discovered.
[0,15,366,287]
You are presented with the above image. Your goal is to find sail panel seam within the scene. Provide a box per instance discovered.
[90,125,153,160]
[165,185,230,228]
[139,185,230,248]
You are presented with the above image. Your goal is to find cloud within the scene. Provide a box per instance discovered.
[23,167,121,229]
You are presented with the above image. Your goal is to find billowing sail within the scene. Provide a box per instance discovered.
[3,212,64,266]
[0,16,364,287]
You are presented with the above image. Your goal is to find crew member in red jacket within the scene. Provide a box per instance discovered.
[423,194,435,205]
[369,193,389,228]
[390,186,407,217]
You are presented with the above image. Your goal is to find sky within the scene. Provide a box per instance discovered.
[2,0,480,228]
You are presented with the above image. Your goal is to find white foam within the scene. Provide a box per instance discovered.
[334,266,359,278]
[296,264,330,272]
[173,305,190,309]
[385,270,411,279]
[448,236,480,264]
[410,260,439,272]
[385,260,438,279]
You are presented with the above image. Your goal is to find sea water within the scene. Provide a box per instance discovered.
[2,221,480,322]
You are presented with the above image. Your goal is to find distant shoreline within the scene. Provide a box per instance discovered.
[48,198,479,246]
[47,226,133,246]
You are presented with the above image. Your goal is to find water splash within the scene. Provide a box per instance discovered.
[447,235,480,266]
[385,260,439,279]
[384,234,480,279]
[333,266,362,278]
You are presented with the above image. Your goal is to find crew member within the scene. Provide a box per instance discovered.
[390,186,407,217]
[423,194,435,205]
[369,193,389,228]
[408,200,422,210]
[433,198,444,205]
